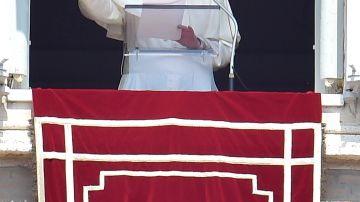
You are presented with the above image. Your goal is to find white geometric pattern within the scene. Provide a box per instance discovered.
[35,117,322,202]
[83,170,274,202]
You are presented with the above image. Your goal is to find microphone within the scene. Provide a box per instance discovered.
[211,0,239,91]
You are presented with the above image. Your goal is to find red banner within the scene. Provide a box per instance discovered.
[33,89,322,202]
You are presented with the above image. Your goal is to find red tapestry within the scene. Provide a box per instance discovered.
[32,89,322,202]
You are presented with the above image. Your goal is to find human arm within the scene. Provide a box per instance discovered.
[207,0,240,70]
[78,0,126,40]
[176,0,240,69]
[176,26,240,70]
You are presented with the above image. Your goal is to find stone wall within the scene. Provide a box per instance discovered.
[0,90,34,202]
[323,164,360,202]
[0,158,35,202]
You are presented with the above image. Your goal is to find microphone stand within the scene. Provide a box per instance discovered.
[212,0,238,91]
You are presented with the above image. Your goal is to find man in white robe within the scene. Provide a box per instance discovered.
[79,0,240,91]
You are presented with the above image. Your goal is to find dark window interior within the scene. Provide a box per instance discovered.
[30,0,314,91]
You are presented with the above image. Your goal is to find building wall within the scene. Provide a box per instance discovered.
[1,1,359,201]
[0,158,34,202]
[322,95,360,201]
[323,162,360,201]
[0,90,34,202]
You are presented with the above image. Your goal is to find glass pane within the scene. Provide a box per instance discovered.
[124,5,220,55]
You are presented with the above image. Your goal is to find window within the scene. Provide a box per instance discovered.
[29,1,315,92]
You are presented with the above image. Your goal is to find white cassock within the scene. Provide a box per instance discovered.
[79,0,240,91]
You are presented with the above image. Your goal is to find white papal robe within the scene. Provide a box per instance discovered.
[79,0,240,91]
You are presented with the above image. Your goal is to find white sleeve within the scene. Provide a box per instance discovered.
[78,0,126,40]
[202,0,241,70]
[203,38,240,71]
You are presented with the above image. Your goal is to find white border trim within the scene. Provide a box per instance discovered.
[35,118,45,202]
[42,153,315,165]
[283,129,293,202]
[83,170,274,202]
[65,124,75,202]
[35,117,320,130]
[35,117,322,202]
[313,124,322,201]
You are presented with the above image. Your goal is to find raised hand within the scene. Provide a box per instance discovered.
[176,25,201,49]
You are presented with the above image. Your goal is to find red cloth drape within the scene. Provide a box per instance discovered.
[33,89,321,202]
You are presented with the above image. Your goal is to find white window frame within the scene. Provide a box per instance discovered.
[5,0,357,102]
[344,0,360,91]
[0,0,31,90]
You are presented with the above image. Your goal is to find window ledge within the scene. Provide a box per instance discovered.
[6,89,32,102]
[321,94,344,107]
